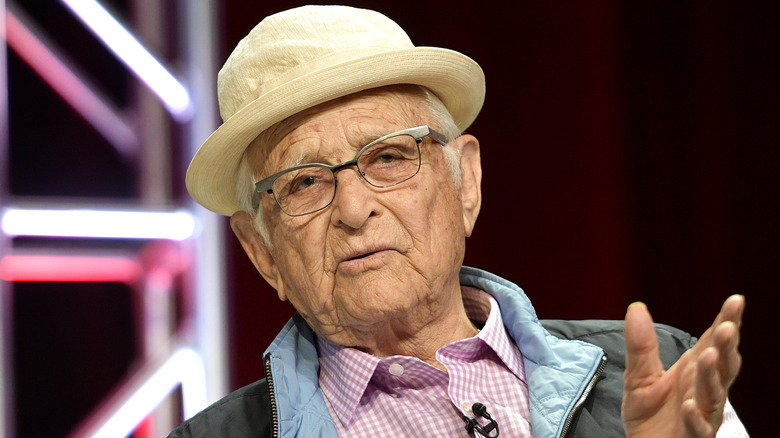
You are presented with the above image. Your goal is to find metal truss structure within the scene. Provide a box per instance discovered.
[1,1,226,436]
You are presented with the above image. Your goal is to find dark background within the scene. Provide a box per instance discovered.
[6,1,776,436]
[223,2,777,436]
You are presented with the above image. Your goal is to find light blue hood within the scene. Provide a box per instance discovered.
[263,267,605,438]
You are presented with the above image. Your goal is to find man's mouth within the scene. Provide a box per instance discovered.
[337,248,394,274]
[346,250,380,261]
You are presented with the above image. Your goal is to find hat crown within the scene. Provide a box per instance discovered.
[217,5,414,121]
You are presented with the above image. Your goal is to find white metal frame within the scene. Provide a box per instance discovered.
[0,1,226,436]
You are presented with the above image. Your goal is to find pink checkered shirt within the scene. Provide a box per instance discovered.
[317,287,533,437]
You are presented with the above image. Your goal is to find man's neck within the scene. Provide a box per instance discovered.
[345,287,480,371]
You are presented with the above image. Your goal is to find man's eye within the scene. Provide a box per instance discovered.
[369,147,405,164]
[377,153,398,163]
[291,175,318,192]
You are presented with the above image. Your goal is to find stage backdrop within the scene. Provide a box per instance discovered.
[222,2,777,436]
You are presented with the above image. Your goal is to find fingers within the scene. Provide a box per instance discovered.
[621,295,745,437]
[679,349,725,438]
[695,347,725,413]
[712,320,742,388]
[692,294,745,347]
[718,294,745,326]
[682,295,744,437]
[682,398,717,437]
[624,302,664,388]
[710,295,744,389]
[711,295,745,342]
[689,296,744,410]
[686,295,744,388]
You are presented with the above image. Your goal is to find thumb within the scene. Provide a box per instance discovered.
[624,302,664,389]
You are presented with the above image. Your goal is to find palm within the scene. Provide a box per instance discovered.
[621,296,743,438]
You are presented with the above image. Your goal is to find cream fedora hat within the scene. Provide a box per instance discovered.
[186,5,486,215]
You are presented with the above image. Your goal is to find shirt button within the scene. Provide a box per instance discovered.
[388,363,404,376]
[461,402,473,414]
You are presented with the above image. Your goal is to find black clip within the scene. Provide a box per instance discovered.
[464,403,499,437]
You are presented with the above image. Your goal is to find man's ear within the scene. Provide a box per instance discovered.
[229,211,287,301]
[451,134,482,236]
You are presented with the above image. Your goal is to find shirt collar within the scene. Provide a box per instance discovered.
[462,286,526,381]
[317,337,381,424]
[317,286,524,425]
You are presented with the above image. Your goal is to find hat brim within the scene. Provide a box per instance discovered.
[186,46,485,216]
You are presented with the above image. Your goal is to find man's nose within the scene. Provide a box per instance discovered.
[329,167,379,229]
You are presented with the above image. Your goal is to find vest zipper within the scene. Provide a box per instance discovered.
[264,353,280,438]
[560,354,607,438]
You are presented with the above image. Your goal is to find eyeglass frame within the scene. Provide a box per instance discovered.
[251,125,448,216]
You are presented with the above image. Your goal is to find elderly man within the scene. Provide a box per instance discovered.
[171,5,746,438]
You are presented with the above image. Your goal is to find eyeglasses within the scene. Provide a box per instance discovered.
[252,125,447,216]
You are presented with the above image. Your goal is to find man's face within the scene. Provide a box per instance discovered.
[234,88,481,347]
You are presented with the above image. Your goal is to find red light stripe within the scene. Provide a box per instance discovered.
[0,256,143,283]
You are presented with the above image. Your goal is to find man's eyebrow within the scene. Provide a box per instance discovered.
[278,130,392,169]
[287,151,310,167]
[360,130,393,143]
[349,129,403,151]
[279,149,337,169]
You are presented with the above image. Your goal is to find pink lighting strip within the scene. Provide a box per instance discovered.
[61,0,193,120]
[0,255,143,283]
[4,5,138,159]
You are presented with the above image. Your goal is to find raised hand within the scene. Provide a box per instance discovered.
[622,295,745,438]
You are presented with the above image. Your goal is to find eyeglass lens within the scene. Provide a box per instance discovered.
[272,133,421,215]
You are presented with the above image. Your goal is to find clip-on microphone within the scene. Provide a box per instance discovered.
[464,402,500,437]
